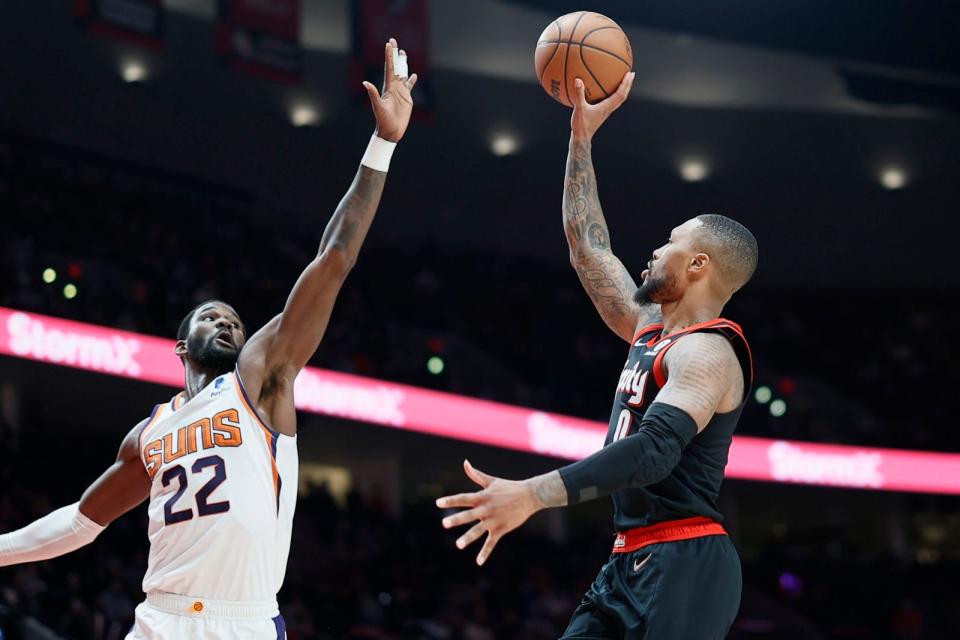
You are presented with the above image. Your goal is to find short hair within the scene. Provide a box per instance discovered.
[694,214,758,293]
[176,300,239,341]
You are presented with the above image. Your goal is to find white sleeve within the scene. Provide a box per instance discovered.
[0,502,106,566]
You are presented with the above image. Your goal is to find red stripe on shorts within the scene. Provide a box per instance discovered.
[612,516,727,553]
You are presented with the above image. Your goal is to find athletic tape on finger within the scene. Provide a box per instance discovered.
[392,49,408,79]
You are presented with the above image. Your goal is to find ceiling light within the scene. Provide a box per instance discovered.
[879,167,906,190]
[490,133,519,157]
[121,61,148,83]
[679,158,709,182]
[291,105,321,127]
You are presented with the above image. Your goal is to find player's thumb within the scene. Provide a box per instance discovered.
[362,81,381,107]
[464,459,493,488]
[573,78,588,107]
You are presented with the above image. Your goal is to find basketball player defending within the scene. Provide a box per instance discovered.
[0,39,416,639]
[437,73,758,639]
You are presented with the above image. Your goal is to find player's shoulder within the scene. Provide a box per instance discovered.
[666,331,738,368]
[117,415,152,461]
[119,400,169,452]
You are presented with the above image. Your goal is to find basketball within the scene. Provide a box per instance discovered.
[535,11,633,107]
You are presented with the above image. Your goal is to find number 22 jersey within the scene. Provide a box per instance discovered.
[136,369,298,601]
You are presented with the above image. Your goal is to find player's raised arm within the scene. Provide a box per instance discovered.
[0,421,151,566]
[563,72,660,342]
[436,332,740,565]
[238,39,417,407]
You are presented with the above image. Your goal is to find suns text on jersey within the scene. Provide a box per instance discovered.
[143,409,243,478]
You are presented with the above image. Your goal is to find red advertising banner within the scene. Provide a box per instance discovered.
[2,306,958,495]
[216,0,302,83]
[74,0,165,49]
[351,0,431,111]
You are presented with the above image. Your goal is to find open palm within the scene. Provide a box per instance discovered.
[362,38,419,142]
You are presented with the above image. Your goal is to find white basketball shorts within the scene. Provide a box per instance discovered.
[125,592,286,640]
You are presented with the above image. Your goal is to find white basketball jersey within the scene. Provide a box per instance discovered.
[137,369,298,601]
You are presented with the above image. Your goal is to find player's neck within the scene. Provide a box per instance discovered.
[658,294,725,337]
[183,365,224,400]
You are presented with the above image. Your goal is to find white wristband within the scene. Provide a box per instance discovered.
[361,134,397,173]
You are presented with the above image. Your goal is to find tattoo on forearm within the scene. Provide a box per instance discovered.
[563,139,648,336]
[319,166,387,256]
[533,470,568,508]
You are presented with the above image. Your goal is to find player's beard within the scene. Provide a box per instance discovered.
[186,334,239,374]
[634,271,679,305]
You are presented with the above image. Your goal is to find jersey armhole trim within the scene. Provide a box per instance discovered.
[651,319,745,388]
[233,368,284,439]
[233,368,283,514]
[137,404,165,468]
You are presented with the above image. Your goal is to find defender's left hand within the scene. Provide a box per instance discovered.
[362,38,418,142]
[436,460,541,566]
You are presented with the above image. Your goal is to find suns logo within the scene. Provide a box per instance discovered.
[143,409,243,479]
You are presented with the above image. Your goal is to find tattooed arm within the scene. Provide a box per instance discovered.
[564,73,659,342]
[564,138,658,341]
[237,38,418,435]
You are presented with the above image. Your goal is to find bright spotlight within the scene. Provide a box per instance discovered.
[427,356,445,375]
[42,268,57,284]
[679,159,709,182]
[121,61,148,83]
[291,105,320,127]
[63,283,78,300]
[754,386,772,404]
[490,133,519,157]
[880,167,906,190]
[770,399,787,418]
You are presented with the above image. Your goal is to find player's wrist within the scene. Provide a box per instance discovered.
[361,133,397,172]
[374,127,402,143]
[528,471,567,510]
[570,130,594,145]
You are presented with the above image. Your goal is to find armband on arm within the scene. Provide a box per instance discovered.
[558,403,697,505]
[0,502,105,566]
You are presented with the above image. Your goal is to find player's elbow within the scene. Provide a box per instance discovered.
[314,249,355,279]
[627,447,681,488]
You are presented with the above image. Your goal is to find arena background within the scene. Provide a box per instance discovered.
[1,1,959,638]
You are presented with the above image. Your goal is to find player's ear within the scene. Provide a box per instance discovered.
[689,252,710,277]
[174,340,188,358]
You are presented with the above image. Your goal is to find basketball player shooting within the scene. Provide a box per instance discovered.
[0,39,416,640]
[437,73,758,639]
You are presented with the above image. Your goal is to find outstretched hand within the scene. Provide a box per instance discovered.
[436,460,543,566]
[362,37,418,142]
[570,71,635,142]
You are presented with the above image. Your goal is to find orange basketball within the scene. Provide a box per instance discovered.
[535,11,633,107]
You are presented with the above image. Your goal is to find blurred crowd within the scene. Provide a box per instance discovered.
[2,134,957,453]
[1,427,958,640]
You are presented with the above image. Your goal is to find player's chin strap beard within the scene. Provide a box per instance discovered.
[187,335,238,374]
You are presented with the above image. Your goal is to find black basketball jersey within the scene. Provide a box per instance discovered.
[605,318,753,530]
